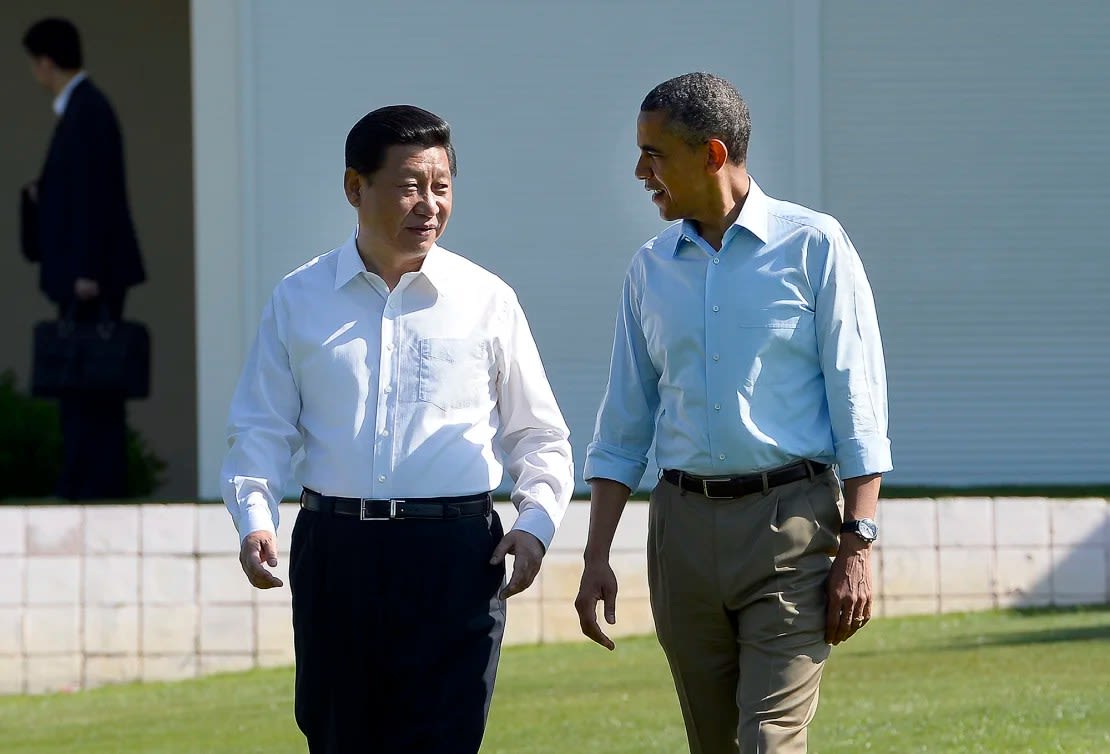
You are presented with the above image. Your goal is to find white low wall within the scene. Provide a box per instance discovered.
[1,498,1107,695]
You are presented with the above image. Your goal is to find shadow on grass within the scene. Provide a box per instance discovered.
[931,606,1110,654]
[941,624,1110,649]
[844,606,1110,658]
[1010,605,1110,618]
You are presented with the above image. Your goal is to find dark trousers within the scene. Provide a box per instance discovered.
[56,295,127,500]
[289,504,507,754]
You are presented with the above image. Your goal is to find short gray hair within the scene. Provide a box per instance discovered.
[641,72,751,165]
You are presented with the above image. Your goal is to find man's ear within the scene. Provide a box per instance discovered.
[705,139,729,173]
[343,167,362,207]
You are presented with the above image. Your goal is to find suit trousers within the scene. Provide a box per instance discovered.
[289,504,507,754]
[647,469,843,754]
[56,295,127,500]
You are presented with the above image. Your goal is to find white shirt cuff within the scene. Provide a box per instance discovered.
[511,507,556,551]
[238,497,277,544]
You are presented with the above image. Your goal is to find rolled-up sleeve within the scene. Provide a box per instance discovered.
[584,261,661,490]
[494,293,574,550]
[220,291,304,542]
[814,226,893,478]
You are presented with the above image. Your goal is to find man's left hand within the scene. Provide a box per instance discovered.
[490,530,545,600]
[825,538,873,645]
[74,277,100,300]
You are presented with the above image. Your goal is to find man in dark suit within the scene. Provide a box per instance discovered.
[21,18,146,499]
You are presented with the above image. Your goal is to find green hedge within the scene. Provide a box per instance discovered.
[0,370,166,499]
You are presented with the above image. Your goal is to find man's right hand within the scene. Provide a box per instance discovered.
[239,530,283,589]
[574,559,619,651]
[74,277,100,300]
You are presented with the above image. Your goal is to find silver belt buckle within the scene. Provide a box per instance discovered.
[360,498,401,520]
[700,477,734,500]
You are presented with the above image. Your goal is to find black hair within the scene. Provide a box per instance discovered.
[23,18,83,70]
[345,105,457,180]
[641,72,751,165]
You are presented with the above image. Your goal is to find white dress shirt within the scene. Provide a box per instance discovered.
[52,71,87,116]
[585,177,891,490]
[222,230,574,547]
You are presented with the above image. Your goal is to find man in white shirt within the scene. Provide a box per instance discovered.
[222,105,573,753]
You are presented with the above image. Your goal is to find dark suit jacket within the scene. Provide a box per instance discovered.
[27,78,145,303]
[19,185,38,262]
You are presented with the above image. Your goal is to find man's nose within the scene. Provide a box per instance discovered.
[414,194,436,216]
[634,155,651,180]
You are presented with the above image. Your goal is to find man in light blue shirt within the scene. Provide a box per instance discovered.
[575,73,892,753]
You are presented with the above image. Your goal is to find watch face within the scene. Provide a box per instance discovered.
[844,519,878,541]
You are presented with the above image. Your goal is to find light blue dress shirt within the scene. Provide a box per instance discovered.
[584,178,892,490]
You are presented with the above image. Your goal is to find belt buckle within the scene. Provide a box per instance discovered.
[700,477,734,500]
[359,499,402,521]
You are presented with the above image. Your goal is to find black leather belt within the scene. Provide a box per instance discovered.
[662,460,830,500]
[300,488,492,520]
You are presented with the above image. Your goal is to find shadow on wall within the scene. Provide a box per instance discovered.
[0,1,195,498]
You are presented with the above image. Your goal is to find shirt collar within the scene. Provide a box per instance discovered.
[333,228,450,294]
[416,244,452,293]
[333,230,365,289]
[52,71,88,116]
[670,175,770,256]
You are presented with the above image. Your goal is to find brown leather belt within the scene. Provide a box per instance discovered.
[300,488,492,520]
[662,460,830,500]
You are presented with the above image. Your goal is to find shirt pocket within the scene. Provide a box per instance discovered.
[417,337,492,411]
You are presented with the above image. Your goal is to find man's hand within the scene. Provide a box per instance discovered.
[74,277,100,301]
[239,530,283,589]
[490,530,545,600]
[574,559,618,651]
[825,538,872,645]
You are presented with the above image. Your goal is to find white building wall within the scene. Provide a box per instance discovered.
[821,1,1110,484]
[194,0,816,497]
[193,0,251,503]
[195,1,1110,496]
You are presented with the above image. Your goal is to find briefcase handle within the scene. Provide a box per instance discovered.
[59,300,119,339]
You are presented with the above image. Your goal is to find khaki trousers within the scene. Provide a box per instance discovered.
[647,469,843,754]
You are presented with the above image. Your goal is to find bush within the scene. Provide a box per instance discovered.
[0,371,62,497]
[0,370,166,499]
[125,425,167,499]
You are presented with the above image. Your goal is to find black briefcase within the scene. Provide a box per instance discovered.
[31,315,151,399]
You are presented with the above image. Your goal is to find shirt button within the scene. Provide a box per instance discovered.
[377,475,386,482]
[384,385,393,394]
[714,403,721,411]
[713,257,720,265]
[718,454,726,460]
[712,306,719,312]
[712,354,720,361]
[386,343,394,351]
[381,429,390,437]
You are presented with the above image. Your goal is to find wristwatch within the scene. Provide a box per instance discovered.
[841,518,878,544]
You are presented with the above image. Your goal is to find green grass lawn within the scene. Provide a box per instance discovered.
[0,607,1107,753]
